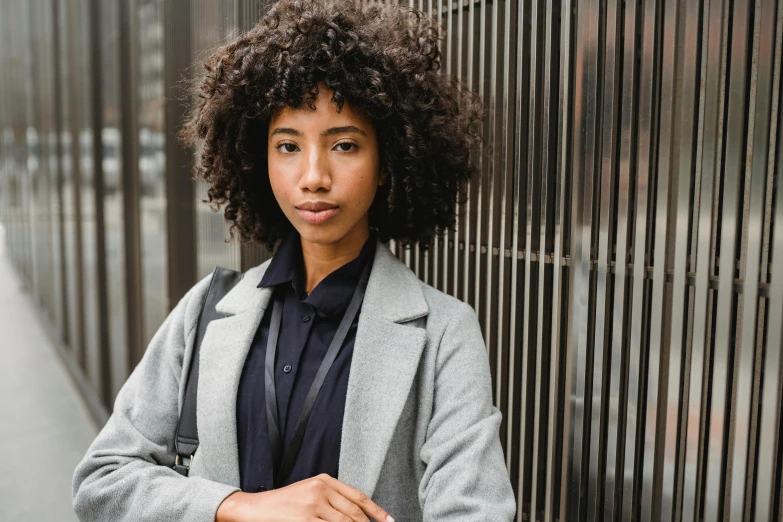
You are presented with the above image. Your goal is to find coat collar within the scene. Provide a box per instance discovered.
[256,228,378,318]
[194,238,428,498]
[214,236,427,323]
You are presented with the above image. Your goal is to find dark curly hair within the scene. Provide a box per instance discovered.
[179,0,486,252]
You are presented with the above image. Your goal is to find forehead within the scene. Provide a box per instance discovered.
[268,87,371,131]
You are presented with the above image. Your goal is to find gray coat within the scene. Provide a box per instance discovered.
[72,238,517,521]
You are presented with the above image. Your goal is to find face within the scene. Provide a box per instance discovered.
[267,83,386,250]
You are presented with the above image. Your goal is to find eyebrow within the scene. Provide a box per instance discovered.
[269,125,368,139]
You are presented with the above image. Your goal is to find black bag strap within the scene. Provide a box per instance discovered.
[173,266,243,476]
[267,258,371,486]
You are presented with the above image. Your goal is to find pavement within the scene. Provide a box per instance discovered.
[0,225,97,522]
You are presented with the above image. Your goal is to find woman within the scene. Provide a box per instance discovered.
[72,1,516,520]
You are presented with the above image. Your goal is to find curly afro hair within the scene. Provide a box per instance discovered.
[179,0,487,252]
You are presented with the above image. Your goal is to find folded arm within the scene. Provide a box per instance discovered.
[72,274,239,522]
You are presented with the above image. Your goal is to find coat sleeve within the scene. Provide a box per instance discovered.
[417,300,517,521]
[72,274,240,522]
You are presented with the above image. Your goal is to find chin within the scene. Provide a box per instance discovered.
[295,225,345,246]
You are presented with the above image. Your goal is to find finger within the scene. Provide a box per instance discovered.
[327,490,370,522]
[319,501,363,522]
[317,474,394,522]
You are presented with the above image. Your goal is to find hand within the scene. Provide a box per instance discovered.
[215,473,395,522]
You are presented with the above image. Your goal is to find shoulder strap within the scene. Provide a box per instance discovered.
[173,266,243,476]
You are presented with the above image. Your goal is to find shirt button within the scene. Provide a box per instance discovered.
[257,485,267,492]
[283,364,292,373]
[302,315,311,322]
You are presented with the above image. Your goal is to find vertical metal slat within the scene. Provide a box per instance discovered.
[621,0,657,518]
[607,0,638,518]
[563,0,599,519]
[517,0,536,515]
[659,0,700,519]
[545,0,572,518]
[748,0,783,519]
[703,0,752,519]
[727,0,777,518]
[587,0,619,518]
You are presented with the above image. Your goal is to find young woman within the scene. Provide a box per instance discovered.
[72,1,516,520]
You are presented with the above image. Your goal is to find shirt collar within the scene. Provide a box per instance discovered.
[257,228,377,318]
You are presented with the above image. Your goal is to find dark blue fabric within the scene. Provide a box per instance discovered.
[236,228,377,493]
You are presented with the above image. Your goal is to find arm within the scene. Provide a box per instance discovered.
[418,300,517,521]
[72,274,240,522]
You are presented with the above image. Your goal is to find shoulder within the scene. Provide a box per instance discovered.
[375,244,477,332]
[176,272,218,336]
[413,278,481,340]
[410,279,493,398]
[172,264,258,340]
[418,281,471,315]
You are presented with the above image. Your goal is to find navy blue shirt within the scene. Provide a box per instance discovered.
[236,228,377,493]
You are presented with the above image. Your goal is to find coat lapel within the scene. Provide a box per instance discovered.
[194,261,273,487]
[194,238,428,495]
[337,242,429,498]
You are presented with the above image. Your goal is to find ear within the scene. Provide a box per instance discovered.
[378,168,388,186]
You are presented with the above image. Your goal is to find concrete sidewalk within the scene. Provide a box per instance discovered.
[0,226,97,522]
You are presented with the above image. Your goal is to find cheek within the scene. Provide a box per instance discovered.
[345,152,381,204]
[267,175,293,213]
[266,167,287,197]
[346,173,378,204]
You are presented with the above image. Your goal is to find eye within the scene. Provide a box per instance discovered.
[335,141,357,152]
[277,143,298,153]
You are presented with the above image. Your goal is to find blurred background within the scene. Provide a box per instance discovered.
[1,0,783,521]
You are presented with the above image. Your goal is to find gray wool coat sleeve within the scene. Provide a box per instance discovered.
[71,274,240,522]
[417,300,516,520]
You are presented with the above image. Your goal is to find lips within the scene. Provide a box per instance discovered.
[295,202,339,225]
[296,201,339,212]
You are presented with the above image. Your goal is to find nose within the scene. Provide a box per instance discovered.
[298,149,332,192]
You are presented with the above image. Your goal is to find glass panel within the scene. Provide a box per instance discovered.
[59,1,81,357]
[28,0,58,324]
[16,2,34,285]
[192,0,241,279]
[100,0,128,402]
[76,0,102,389]
[48,126,65,333]
[137,0,168,347]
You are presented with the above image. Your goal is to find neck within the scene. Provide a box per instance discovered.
[299,221,370,294]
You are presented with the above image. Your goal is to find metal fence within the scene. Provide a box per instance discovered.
[2,0,783,521]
